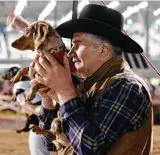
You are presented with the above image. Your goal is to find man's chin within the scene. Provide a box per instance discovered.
[74,70,86,79]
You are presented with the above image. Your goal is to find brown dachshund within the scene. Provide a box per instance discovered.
[11,21,76,102]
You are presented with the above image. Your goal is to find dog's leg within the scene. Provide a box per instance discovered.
[11,94,17,102]
[25,83,39,102]
[16,114,39,133]
[32,125,56,141]
[25,83,49,102]
[11,67,29,83]
[16,125,34,133]
[16,121,30,133]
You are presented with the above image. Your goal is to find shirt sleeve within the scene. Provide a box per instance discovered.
[38,105,58,152]
[59,78,151,155]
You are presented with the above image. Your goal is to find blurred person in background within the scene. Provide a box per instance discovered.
[7,4,153,155]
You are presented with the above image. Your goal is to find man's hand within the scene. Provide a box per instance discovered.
[35,52,78,104]
[28,55,40,80]
[6,12,29,31]
[29,55,58,109]
[30,79,58,109]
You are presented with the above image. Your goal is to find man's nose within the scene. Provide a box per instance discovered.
[67,46,75,57]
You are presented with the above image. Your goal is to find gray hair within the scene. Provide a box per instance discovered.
[85,33,123,56]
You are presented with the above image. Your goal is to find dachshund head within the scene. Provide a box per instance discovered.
[2,66,20,80]
[11,21,65,55]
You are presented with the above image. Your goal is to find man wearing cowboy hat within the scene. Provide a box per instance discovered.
[8,4,153,155]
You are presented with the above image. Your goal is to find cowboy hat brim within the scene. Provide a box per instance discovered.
[56,19,143,53]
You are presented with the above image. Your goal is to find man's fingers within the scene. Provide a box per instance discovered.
[35,62,47,77]
[29,55,39,68]
[63,52,70,71]
[39,56,51,70]
[29,62,35,68]
[35,74,45,84]
[31,79,39,86]
[43,52,58,66]
[33,54,39,63]
[28,66,36,80]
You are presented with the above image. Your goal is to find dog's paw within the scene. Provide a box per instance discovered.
[11,95,17,102]
[25,92,35,102]
[15,129,22,134]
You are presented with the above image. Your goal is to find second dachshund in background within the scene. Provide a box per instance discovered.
[2,66,40,133]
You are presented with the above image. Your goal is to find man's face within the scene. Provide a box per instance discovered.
[67,32,104,78]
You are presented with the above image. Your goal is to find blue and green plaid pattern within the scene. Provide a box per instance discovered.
[39,76,151,155]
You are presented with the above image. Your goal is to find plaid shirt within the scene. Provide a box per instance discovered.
[39,107,58,151]
[39,75,151,155]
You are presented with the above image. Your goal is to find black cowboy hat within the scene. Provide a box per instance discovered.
[56,4,143,53]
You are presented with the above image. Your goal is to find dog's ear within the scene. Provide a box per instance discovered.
[11,34,34,51]
[34,22,49,51]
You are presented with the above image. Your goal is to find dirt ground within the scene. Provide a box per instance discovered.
[0,130,29,155]
[0,115,159,155]
[0,115,29,155]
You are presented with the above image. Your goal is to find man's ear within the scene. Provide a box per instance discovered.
[34,23,49,50]
[100,43,110,58]
[11,35,34,51]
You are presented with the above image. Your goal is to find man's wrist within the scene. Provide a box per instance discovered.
[42,97,57,110]
[57,86,78,104]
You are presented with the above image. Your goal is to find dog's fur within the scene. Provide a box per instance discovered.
[11,21,75,102]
